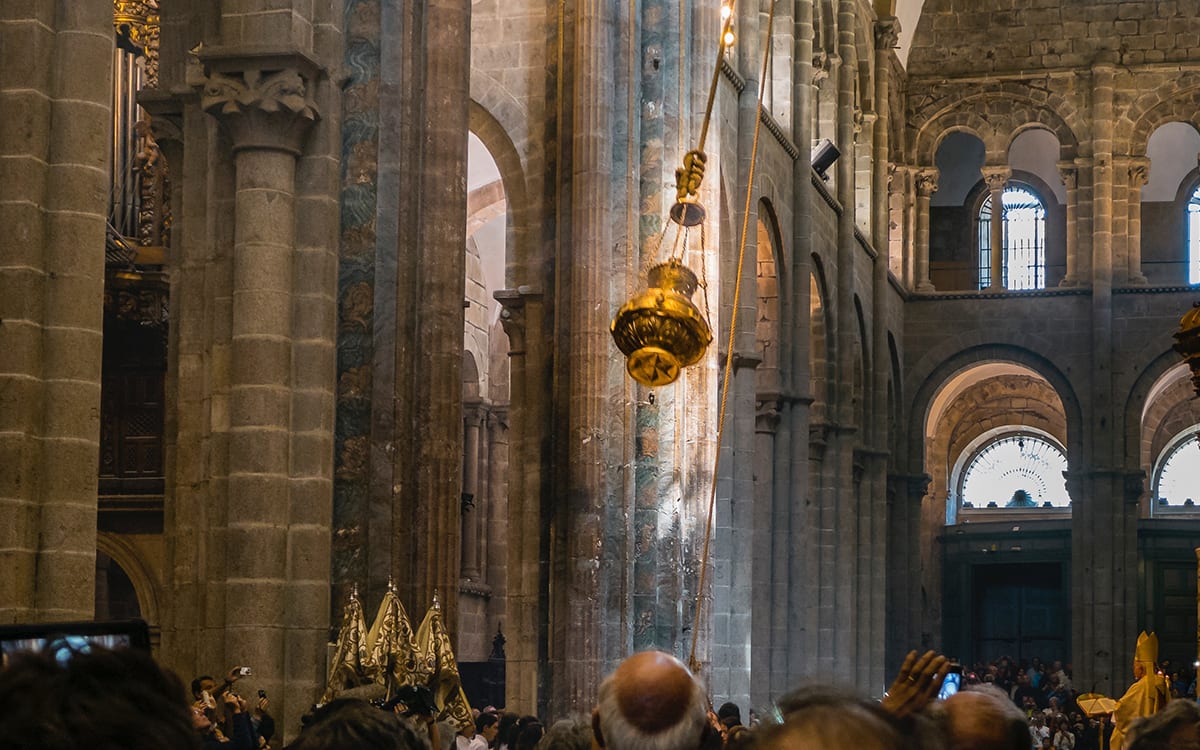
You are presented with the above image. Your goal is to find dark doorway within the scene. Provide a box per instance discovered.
[973,562,1068,665]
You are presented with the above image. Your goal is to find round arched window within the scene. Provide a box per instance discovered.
[961,433,1069,508]
[978,185,1047,290]
[1153,429,1200,508]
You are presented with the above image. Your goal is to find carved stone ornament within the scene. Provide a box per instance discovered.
[916,169,939,196]
[201,66,319,154]
[875,17,901,52]
[982,167,1012,192]
[1128,159,1150,188]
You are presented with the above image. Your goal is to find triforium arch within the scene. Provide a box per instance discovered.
[911,92,1080,167]
[1124,85,1200,155]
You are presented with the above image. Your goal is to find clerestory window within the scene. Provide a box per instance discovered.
[978,185,1047,290]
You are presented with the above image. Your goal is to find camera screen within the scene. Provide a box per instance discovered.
[938,671,962,701]
[0,620,149,666]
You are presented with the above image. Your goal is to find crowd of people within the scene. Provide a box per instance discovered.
[1,642,1198,750]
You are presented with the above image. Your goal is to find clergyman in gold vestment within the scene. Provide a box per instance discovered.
[1109,631,1171,750]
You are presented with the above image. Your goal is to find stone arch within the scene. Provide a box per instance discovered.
[888,331,903,459]
[463,350,481,400]
[810,256,834,426]
[756,198,785,393]
[912,90,1079,166]
[853,294,869,431]
[907,345,1083,473]
[1124,85,1200,156]
[96,532,161,626]
[468,99,533,286]
[1125,352,1195,469]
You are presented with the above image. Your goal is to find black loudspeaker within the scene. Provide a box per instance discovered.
[811,138,840,180]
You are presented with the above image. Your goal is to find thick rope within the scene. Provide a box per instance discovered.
[688,0,777,674]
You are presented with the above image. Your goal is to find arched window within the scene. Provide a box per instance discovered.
[1153,428,1200,508]
[1188,185,1200,284]
[960,433,1069,509]
[978,185,1047,290]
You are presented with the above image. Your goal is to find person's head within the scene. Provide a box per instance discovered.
[1125,699,1200,750]
[191,674,217,700]
[288,698,431,750]
[478,712,501,743]
[930,684,1030,750]
[592,651,709,750]
[515,721,545,750]
[716,703,741,729]
[533,719,592,750]
[760,689,908,750]
[0,645,199,750]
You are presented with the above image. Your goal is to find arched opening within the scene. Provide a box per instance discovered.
[978,184,1047,290]
[458,132,511,709]
[1153,428,1200,508]
[95,551,143,622]
[1142,122,1200,284]
[959,431,1069,509]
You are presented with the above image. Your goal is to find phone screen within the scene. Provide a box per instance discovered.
[938,669,962,701]
[0,620,150,665]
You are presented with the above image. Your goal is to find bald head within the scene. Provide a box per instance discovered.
[593,652,708,750]
[938,687,1029,750]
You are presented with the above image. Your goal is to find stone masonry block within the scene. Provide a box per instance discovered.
[41,379,101,441]
[228,428,290,475]
[226,474,290,525]
[232,289,292,336]
[287,480,331,527]
[289,387,332,432]
[0,91,51,160]
[290,431,332,476]
[41,325,103,383]
[51,31,113,105]
[283,580,329,630]
[223,583,288,629]
[229,383,291,427]
[231,337,290,385]
[225,525,288,579]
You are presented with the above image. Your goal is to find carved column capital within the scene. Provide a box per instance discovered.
[915,168,939,196]
[981,166,1012,192]
[1128,158,1151,188]
[1057,160,1078,190]
[496,287,541,354]
[755,396,783,435]
[199,52,321,155]
[875,17,901,52]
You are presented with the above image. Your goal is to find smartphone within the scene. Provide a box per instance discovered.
[938,664,963,701]
[258,689,267,699]
[0,620,150,665]
[237,666,253,677]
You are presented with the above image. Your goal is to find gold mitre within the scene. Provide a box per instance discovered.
[1135,631,1158,664]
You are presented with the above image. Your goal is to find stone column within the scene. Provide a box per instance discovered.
[461,405,482,581]
[781,0,815,696]
[553,0,615,717]
[865,15,899,693]
[1058,160,1080,286]
[914,169,938,292]
[1126,158,1149,285]
[982,166,1011,291]
[1071,57,1137,696]
[200,55,318,714]
[496,289,544,712]
[0,0,112,621]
